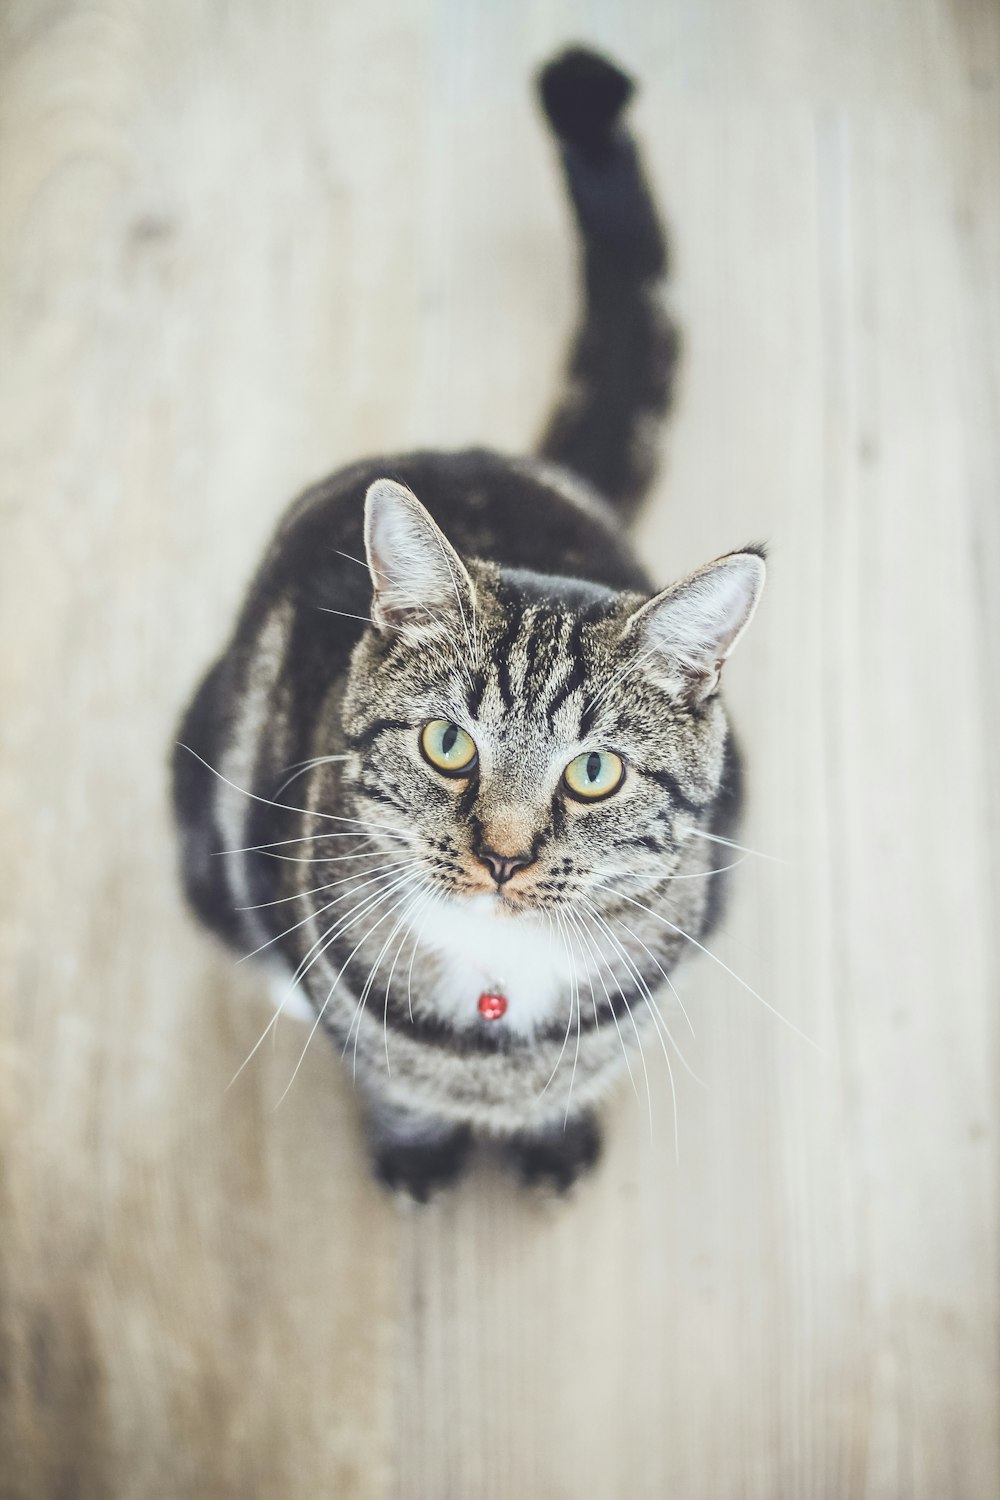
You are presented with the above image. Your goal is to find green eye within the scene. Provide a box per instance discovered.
[419,719,478,777]
[563,749,625,802]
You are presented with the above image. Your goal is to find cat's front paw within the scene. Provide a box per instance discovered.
[508,1112,602,1192]
[373,1126,472,1203]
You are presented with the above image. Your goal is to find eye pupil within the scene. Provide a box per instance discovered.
[563,748,624,802]
[420,719,478,776]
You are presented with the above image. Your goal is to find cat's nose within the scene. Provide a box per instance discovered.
[475,846,535,886]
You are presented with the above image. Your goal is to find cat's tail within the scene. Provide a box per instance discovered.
[535,47,679,524]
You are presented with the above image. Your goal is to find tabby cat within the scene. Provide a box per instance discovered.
[173,47,765,1198]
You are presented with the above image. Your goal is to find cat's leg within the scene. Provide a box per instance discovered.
[365,1099,473,1202]
[505,1110,602,1192]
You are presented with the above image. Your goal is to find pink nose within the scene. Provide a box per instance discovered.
[475,847,534,886]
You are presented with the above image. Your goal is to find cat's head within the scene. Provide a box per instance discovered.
[338,479,764,915]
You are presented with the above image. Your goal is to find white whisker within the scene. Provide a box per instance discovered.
[380,887,435,1060]
[566,908,641,1107]
[343,887,428,1080]
[554,911,582,1127]
[598,856,748,883]
[405,888,444,1022]
[244,846,409,866]
[236,857,424,961]
[594,885,822,1052]
[273,753,352,796]
[279,878,423,1104]
[686,828,791,865]
[576,911,655,1141]
[596,905,697,1041]
[235,853,417,911]
[226,866,423,1089]
[177,744,406,836]
[562,909,600,1029]
[535,912,577,1103]
[316,607,377,624]
[580,899,695,1160]
[287,866,424,1008]
[215,831,391,856]
[582,897,699,1065]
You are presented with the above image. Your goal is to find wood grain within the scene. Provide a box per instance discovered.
[1,2,997,1496]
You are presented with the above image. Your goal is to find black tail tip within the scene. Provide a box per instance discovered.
[537,46,635,152]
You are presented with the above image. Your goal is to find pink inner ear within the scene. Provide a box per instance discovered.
[628,552,765,692]
[364,478,476,637]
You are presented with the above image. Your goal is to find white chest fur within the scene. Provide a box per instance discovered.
[415,894,589,1038]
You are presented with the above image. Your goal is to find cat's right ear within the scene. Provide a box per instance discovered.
[363,479,477,637]
[622,548,766,701]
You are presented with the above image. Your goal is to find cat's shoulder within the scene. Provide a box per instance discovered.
[259,447,652,599]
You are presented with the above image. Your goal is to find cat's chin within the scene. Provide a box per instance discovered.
[455,889,538,921]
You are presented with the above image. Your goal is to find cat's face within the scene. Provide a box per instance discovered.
[334,481,764,920]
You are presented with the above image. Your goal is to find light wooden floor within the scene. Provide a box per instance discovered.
[2,2,998,1496]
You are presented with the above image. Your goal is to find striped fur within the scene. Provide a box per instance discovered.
[172,50,764,1195]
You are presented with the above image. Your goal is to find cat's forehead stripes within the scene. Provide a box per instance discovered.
[460,597,617,736]
[497,606,574,714]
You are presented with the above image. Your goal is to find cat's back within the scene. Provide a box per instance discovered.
[252,449,653,626]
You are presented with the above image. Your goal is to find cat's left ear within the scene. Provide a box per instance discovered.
[623,548,766,701]
[364,479,477,637]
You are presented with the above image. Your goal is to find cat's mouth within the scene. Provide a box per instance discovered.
[458,884,537,916]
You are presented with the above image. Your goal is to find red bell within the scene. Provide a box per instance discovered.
[478,991,508,1021]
